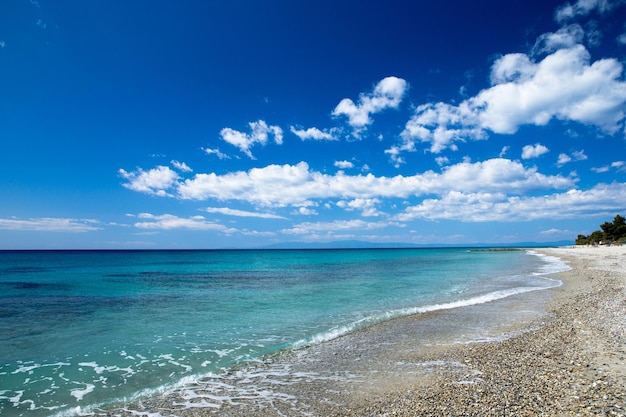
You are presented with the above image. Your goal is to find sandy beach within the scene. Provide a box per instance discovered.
[114,247,626,417]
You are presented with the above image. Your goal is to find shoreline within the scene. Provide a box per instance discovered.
[336,246,626,416]
[110,247,626,416]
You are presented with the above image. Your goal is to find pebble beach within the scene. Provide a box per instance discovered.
[110,247,626,417]
[335,246,626,416]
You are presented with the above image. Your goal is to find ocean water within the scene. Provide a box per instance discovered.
[0,248,568,416]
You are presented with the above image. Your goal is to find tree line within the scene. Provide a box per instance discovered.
[575,215,626,245]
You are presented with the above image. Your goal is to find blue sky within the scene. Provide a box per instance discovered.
[1,0,626,249]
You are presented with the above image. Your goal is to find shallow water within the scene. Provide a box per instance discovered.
[0,248,568,416]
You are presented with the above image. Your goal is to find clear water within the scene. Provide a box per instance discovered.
[0,248,567,416]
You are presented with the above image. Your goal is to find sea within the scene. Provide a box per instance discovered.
[0,248,569,417]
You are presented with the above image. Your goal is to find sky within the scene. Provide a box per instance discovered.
[1,0,626,249]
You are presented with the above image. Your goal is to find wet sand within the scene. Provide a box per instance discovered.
[111,247,626,416]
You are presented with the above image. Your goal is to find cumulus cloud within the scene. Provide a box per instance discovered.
[384,145,406,168]
[290,126,338,141]
[555,0,618,23]
[593,160,626,172]
[220,120,283,159]
[0,217,101,232]
[134,213,238,232]
[119,165,179,196]
[558,149,588,166]
[171,160,192,172]
[435,156,450,166]
[336,198,383,217]
[532,24,585,55]
[572,150,588,160]
[281,219,391,235]
[522,143,549,159]
[204,207,286,219]
[170,158,575,207]
[334,160,354,169]
[203,147,230,159]
[332,76,408,138]
[558,153,573,166]
[395,182,626,222]
[396,44,626,154]
[293,206,318,216]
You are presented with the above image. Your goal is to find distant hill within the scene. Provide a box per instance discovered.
[260,240,574,250]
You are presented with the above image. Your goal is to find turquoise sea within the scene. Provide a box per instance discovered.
[0,248,568,416]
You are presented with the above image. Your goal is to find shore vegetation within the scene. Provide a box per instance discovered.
[576,214,626,245]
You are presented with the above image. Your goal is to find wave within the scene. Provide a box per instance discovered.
[47,249,569,417]
[526,250,571,275]
[294,282,561,349]
[294,250,566,349]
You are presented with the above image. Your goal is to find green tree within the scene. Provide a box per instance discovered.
[575,234,590,245]
[590,230,604,244]
[575,214,626,245]
[613,215,626,240]
[600,221,616,242]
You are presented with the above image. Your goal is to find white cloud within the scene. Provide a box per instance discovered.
[173,158,574,207]
[490,53,537,84]
[532,24,585,55]
[435,156,450,166]
[336,198,383,217]
[499,146,510,157]
[398,102,486,153]
[203,147,230,159]
[171,160,192,172]
[384,145,406,168]
[0,41,6,48]
[612,161,626,170]
[332,76,408,137]
[595,160,626,172]
[395,182,626,222]
[0,217,101,232]
[396,44,626,154]
[522,143,549,159]
[334,160,354,169]
[119,165,179,197]
[134,213,238,233]
[557,149,588,166]
[557,153,573,166]
[572,150,588,161]
[293,207,318,216]
[281,219,391,235]
[220,120,283,159]
[204,207,286,219]
[290,126,338,141]
[555,0,617,23]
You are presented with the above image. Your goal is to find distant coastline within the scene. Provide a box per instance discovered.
[259,239,574,250]
[0,240,575,252]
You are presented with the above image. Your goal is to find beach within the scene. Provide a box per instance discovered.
[333,246,626,416]
[111,247,626,417]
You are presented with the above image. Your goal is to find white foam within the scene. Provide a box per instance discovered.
[527,250,571,275]
[294,275,561,349]
[11,362,71,375]
[70,384,95,401]
[78,361,136,377]
[209,348,236,358]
